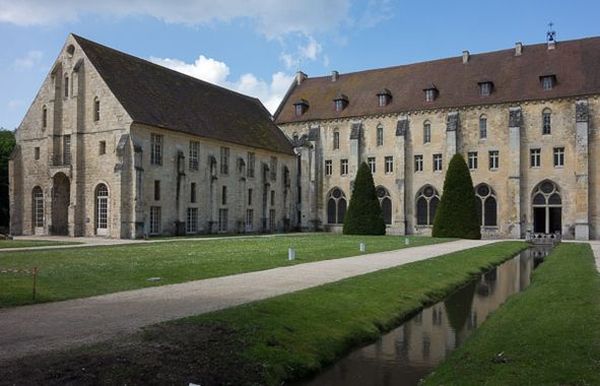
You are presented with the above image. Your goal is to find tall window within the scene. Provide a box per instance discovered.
[42,106,47,128]
[186,208,198,233]
[376,186,392,225]
[94,97,100,121]
[468,151,478,169]
[99,141,106,155]
[154,180,160,200]
[150,134,163,165]
[218,208,228,232]
[326,187,347,224]
[542,109,552,135]
[248,188,253,205]
[269,209,276,231]
[416,185,440,226]
[423,122,431,143]
[340,159,348,176]
[63,135,71,165]
[376,125,384,146]
[425,89,436,102]
[489,150,499,170]
[475,184,497,226]
[190,183,197,203]
[220,147,230,175]
[34,147,40,160]
[95,184,109,234]
[553,147,565,167]
[270,156,277,181]
[479,115,487,139]
[247,152,255,178]
[32,186,44,228]
[368,157,376,174]
[530,148,541,168]
[333,130,340,150]
[64,74,69,98]
[325,160,333,176]
[150,206,161,234]
[414,155,423,172]
[189,141,200,170]
[222,185,227,205]
[246,209,254,230]
[385,156,394,173]
[433,154,442,171]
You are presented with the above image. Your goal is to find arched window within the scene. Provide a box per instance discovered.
[479,114,487,139]
[32,186,44,229]
[423,121,431,144]
[475,183,497,226]
[94,97,100,121]
[42,105,47,129]
[416,185,439,225]
[327,187,347,224]
[542,108,552,135]
[532,180,562,234]
[333,129,340,150]
[376,125,384,146]
[376,186,392,224]
[95,183,109,235]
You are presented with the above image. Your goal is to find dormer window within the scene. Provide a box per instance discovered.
[333,94,349,112]
[423,85,438,102]
[540,75,556,90]
[377,89,392,107]
[293,99,309,116]
[478,81,493,96]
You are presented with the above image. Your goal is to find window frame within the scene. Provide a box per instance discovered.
[489,150,499,170]
[553,147,565,167]
[433,154,442,172]
[414,154,423,172]
[384,156,394,174]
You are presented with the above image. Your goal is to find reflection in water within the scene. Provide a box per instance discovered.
[296,246,551,386]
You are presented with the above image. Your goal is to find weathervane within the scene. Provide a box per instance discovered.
[547,22,556,43]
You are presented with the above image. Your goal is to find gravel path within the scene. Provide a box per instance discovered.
[0,239,495,361]
[586,241,600,272]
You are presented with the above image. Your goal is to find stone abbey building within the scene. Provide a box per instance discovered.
[9,34,600,240]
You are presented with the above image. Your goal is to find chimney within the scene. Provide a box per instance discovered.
[462,50,470,64]
[295,71,307,86]
[515,42,523,56]
[331,70,339,82]
[548,40,556,50]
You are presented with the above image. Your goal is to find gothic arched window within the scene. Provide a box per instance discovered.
[416,185,439,225]
[376,186,392,224]
[327,187,347,224]
[475,183,497,226]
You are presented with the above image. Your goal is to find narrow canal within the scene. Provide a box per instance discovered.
[296,246,550,386]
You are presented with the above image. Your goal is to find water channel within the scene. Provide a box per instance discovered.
[296,246,551,386]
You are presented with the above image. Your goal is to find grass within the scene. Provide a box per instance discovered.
[0,240,81,249]
[0,234,448,308]
[423,243,600,386]
[0,241,526,385]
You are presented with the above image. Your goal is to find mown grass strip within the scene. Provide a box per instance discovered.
[423,242,600,386]
[0,234,448,308]
[0,240,81,249]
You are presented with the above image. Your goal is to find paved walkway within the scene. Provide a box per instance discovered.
[0,239,494,361]
[586,241,600,272]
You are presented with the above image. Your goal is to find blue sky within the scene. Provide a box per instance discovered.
[1,0,599,129]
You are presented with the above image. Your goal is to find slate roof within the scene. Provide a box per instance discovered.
[275,36,600,124]
[73,35,294,155]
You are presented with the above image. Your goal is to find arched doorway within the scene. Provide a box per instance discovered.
[95,183,109,236]
[31,186,44,234]
[376,186,392,225]
[532,180,561,234]
[51,172,70,235]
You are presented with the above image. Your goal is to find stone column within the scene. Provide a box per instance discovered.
[508,107,522,238]
[306,127,321,231]
[575,100,590,240]
[395,117,409,235]
[445,112,459,162]
[349,122,362,176]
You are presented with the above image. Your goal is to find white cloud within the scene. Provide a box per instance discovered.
[0,0,351,39]
[7,100,23,110]
[356,0,394,28]
[13,50,43,70]
[298,36,322,61]
[279,34,325,70]
[150,55,294,114]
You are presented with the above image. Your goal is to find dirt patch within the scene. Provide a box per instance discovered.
[0,322,265,386]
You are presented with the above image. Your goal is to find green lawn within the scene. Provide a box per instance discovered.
[424,243,600,386]
[0,240,81,249]
[0,234,448,308]
[0,241,526,385]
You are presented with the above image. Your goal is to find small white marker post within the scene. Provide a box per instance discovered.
[405,237,410,246]
[360,242,366,252]
[288,247,296,261]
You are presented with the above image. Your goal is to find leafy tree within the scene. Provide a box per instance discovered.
[432,153,481,239]
[343,162,386,235]
[0,129,16,228]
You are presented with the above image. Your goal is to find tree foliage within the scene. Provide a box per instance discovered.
[432,153,481,239]
[0,129,16,228]
[343,162,386,235]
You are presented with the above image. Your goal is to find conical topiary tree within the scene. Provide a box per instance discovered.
[343,162,386,235]
[432,153,481,239]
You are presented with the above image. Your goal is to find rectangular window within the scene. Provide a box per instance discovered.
[468,151,478,169]
[189,141,200,170]
[489,150,499,170]
[325,160,333,176]
[94,99,100,121]
[376,127,384,146]
[190,182,197,203]
[479,117,487,139]
[218,208,228,232]
[150,134,163,165]
[220,147,230,175]
[542,76,555,90]
[425,89,435,102]
[270,190,275,206]
[154,180,160,201]
[99,141,106,155]
[246,209,254,230]
[135,169,142,200]
[186,208,198,234]
[530,148,541,168]
[433,154,443,171]
[34,147,40,160]
[333,131,340,150]
[385,156,394,174]
[553,147,565,167]
[542,112,552,135]
[248,188,253,206]
[269,209,276,231]
[63,135,71,165]
[340,159,348,176]
[479,82,492,96]
[42,107,47,128]
[270,156,278,181]
[64,76,69,98]
[368,157,376,174]
[222,185,227,205]
[414,155,423,172]
[34,189,44,227]
[247,152,255,178]
[424,123,431,144]
[150,206,161,234]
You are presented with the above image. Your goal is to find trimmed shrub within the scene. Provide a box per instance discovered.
[343,162,386,235]
[432,154,481,239]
